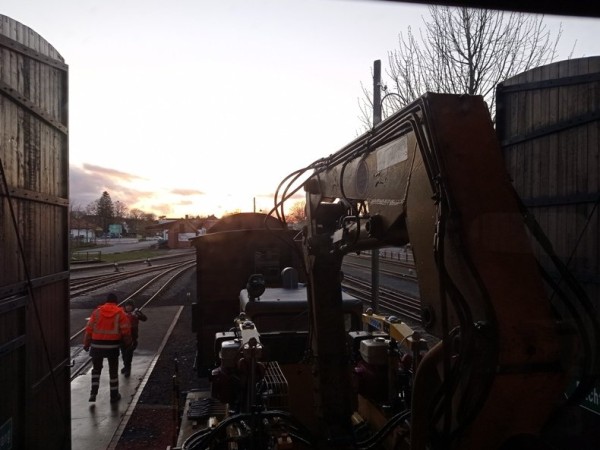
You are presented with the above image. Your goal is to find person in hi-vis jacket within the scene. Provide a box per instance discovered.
[84,293,132,402]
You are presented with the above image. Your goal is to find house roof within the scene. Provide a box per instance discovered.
[69,217,98,230]
[145,217,203,232]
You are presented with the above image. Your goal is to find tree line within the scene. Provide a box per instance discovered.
[70,191,159,238]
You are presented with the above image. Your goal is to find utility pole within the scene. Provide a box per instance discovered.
[373,60,382,125]
[371,60,381,312]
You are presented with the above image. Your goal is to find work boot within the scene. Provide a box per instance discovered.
[110,392,121,403]
[89,393,96,402]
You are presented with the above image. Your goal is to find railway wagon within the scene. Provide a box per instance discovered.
[190,212,305,375]
[0,15,70,450]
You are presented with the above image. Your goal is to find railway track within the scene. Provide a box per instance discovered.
[68,249,420,379]
[351,248,415,265]
[342,273,422,323]
[70,257,195,298]
[342,250,421,323]
[69,259,196,381]
[342,258,417,281]
[344,250,417,279]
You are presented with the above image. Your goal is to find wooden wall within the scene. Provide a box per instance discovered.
[0,14,70,450]
[497,57,599,307]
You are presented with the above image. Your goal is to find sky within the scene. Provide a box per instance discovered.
[2,0,600,219]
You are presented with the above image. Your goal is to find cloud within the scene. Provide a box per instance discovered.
[171,188,205,196]
[69,163,151,210]
[283,191,305,203]
[259,190,304,206]
[68,162,286,218]
[149,202,174,217]
[69,165,109,208]
[81,163,145,181]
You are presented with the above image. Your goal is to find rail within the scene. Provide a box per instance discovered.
[342,273,422,323]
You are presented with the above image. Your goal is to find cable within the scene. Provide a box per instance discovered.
[355,409,411,450]
[415,102,500,446]
[272,166,311,224]
[182,410,315,449]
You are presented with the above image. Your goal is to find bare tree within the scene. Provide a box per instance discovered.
[129,208,146,221]
[69,202,86,220]
[359,6,563,129]
[126,208,145,236]
[114,200,128,221]
[286,200,306,225]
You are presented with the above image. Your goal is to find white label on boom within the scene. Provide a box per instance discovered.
[376,135,408,171]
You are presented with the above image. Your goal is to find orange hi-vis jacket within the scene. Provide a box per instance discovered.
[84,303,132,349]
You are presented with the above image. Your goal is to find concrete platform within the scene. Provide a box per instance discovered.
[71,305,184,450]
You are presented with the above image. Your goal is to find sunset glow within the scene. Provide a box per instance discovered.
[3,0,599,218]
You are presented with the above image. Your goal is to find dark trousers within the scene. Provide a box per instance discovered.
[90,349,119,398]
[121,340,137,370]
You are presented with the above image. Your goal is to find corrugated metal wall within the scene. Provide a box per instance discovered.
[0,14,70,450]
[497,56,599,307]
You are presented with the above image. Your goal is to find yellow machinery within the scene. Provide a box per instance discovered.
[179,93,599,450]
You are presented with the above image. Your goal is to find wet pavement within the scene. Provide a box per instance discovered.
[70,305,184,450]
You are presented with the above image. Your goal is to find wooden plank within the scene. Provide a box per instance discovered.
[566,59,582,266]
[573,59,589,277]
[554,60,570,260]
[517,82,531,199]
[544,62,559,245]
[504,84,521,191]
[528,64,544,231]
[1,17,20,286]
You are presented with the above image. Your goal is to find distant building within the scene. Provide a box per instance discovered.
[198,214,219,236]
[70,227,96,243]
[146,215,217,249]
[69,218,98,243]
[108,223,123,238]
